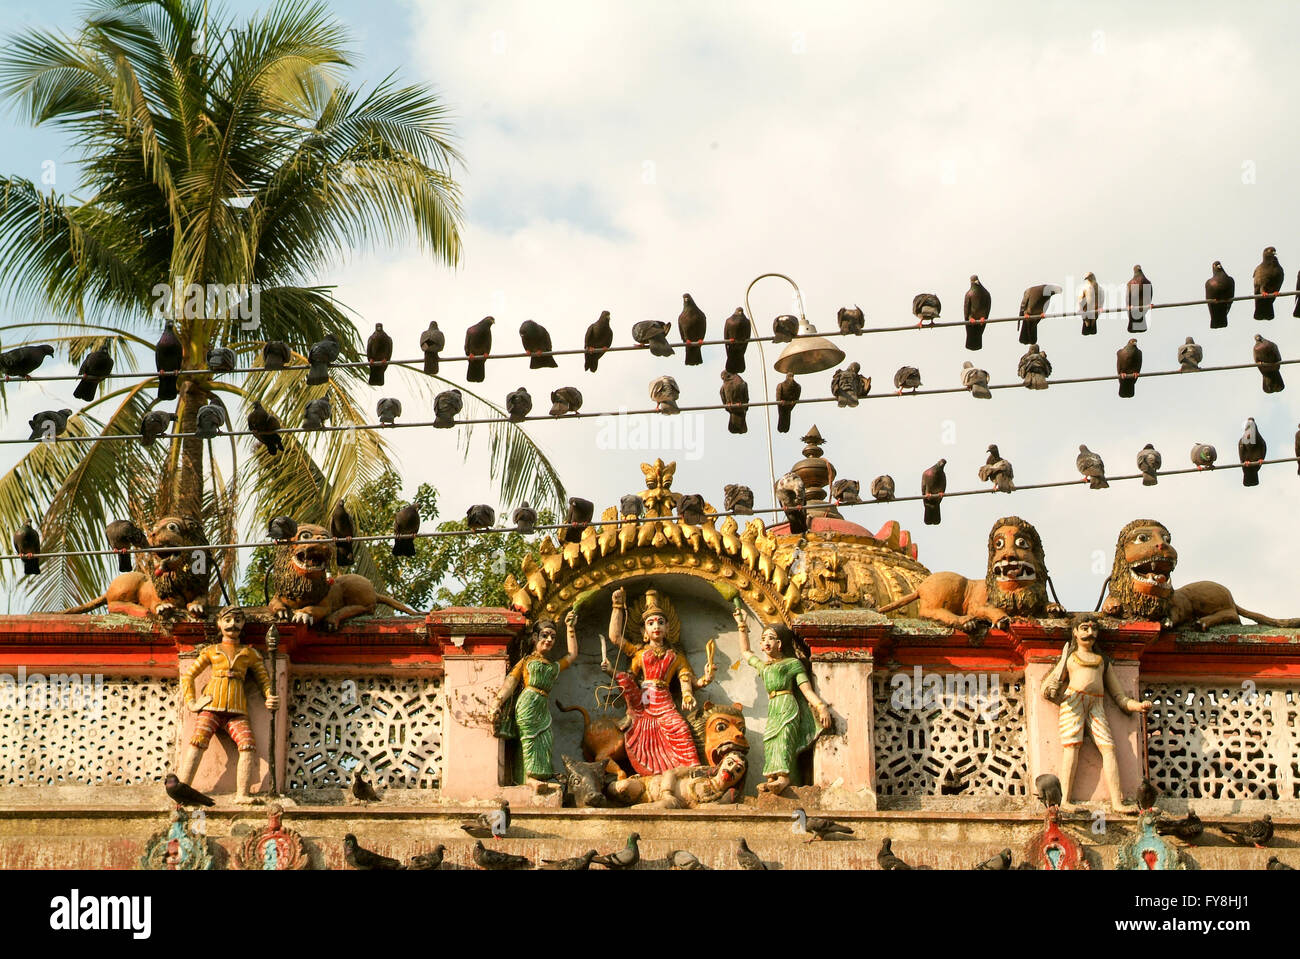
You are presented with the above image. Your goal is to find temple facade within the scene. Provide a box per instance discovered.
[0,444,1294,870]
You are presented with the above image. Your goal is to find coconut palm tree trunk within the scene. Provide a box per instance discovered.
[157,378,207,521]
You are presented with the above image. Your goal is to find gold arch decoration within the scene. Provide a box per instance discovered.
[503,460,933,627]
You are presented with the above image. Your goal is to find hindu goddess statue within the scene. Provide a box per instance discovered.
[491,611,579,784]
[602,587,713,775]
[736,610,831,794]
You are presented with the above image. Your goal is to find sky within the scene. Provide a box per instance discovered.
[1,0,1298,613]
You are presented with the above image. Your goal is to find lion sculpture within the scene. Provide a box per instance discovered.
[1102,519,1300,630]
[878,516,1064,630]
[267,523,420,629]
[64,516,211,617]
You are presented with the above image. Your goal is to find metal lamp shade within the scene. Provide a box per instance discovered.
[773,319,845,375]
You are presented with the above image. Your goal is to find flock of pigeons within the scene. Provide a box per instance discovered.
[4,249,1299,570]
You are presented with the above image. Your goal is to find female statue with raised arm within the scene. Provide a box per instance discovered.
[491,611,579,784]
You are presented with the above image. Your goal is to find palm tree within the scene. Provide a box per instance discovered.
[0,0,564,610]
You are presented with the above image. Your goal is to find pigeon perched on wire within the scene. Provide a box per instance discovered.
[302,397,330,431]
[978,445,1014,493]
[1116,338,1142,398]
[267,516,297,543]
[678,294,707,366]
[248,401,283,455]
[632,320,674,357]
[877,837,913,870]
[719,371,749,434]
[565,498,594,543]
[1253,334,1284,393]
[196,403,225,439]
[366,323,392,385]
[519,320,557,369]
[206,346,236,373]
[433,389,462,428]
[1018,284,1061,344]
[584,311,613,372]
[164,773,214,808]
[1078,271,1102,335]
[154,321,182,400]
[1239,418,1267,487]
[1220,815,1273,847]
[351,770,381,803]
[1253,247,1284,320]
[772,314,799,343]
[28,408,72,441]
[376,397,402,425]
[724,484,754,515]
[1076,445,1108,489]
[549,386,583,416]
[106,519,147,573]
[420,321,444,375]
[1126,265,1153,332]
[408,846,446,871]
[830,362,871,407]
[511,502,537,534]
[541,850,598,871]
[466,504,496,530]
[912,293,941,328]
[620,494,645,519]
[344,833,402,870]
[1177,337,1202,372]
[832,478,862,505]
[306,334,340,386]
[963,275,991,350]
[723,307,751,374]
[594,832,640,869]
[13,521,40,575]
[791,807,854,841]
[775,372,801,433]
[331,500,356,566]
[961,361,992,399]
[736,838,767,871]
[775,472,807,534]
[505,387,532,422]
[893,365,922,395]
[677,494,708,526]
[393,504,420,556]
[1155,810,1202,841]
[975,849,1013,871]
[474,840,531,870]
[74,344,114,401]
[0,343,54,379]
[871,475,896,502]
[261,340,291,370]
[1205,261,1235,329]
[1017,344,1052,390]
[921,460,946,525]
[1137,444,1162,486]
[1191,442,1217,470]
[139,410,176,447]
[464,316,494,383]
[650,375,680,414]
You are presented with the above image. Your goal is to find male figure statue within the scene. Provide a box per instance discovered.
[1042,614,1150,813]
[178,605,279,803]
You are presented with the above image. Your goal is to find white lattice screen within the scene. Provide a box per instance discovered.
[0,676,178,786]
[287,675,444,791]
[1143,682,1299,801]
[872,673,1028,797]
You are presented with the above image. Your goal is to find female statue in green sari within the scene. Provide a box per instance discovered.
[490,611,579,784]
[736,609,832,795]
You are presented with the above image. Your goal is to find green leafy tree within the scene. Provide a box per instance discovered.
[238,469,550,610]
[0,0,564,610]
